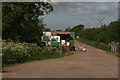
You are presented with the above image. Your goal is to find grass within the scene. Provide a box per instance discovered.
[107,51,119,56]
[76,38,118,56]
[2,40,74,68]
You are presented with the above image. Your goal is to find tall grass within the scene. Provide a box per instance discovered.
[76,38,119,56]
[2,40,64,67]
[76,38,111,51]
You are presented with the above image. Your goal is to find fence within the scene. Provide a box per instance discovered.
[110,42,119,52]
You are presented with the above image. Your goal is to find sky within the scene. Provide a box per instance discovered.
[1,0,119,2]
[2,0,118,31]
[40,2,118,31]
[51,0,119,2]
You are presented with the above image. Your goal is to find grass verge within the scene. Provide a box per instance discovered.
[76,38,118,56]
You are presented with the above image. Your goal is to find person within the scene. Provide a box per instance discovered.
[79,45,83,52]
[83,46,86,52]
[77,36,79,39]
[79,45,86,52]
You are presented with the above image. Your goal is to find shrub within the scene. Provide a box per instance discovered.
[2,40,63,67]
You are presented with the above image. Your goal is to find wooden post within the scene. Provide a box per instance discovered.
[116,42,119,56]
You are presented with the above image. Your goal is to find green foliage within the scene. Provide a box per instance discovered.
[77,38,119,56]
[76,38,111,51]
[68,20,119,53]
[66,24,84,36]
[107,51,118,56]
[45,28,51,31]
[2,2,53,45]
[2,40,63,67]
[56,30,62,32]
[67,20,119,44]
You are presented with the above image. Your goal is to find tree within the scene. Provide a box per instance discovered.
[56,30,62,32]
[65,26,71,32]
[97,17,105,27]
[2,2,53,45]
[45,28,51,31]
[70,24,84,36]
[67,20,119,44]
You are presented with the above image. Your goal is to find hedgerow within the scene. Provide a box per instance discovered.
[2,40,64,67]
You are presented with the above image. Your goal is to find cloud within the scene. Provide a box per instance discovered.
[43,2,118,30]
[97,5,108,11]
[52,0,119,2]
[2,0,119,2]
[51,2,118,16]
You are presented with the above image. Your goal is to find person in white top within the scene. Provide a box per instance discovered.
[83,46,86,52]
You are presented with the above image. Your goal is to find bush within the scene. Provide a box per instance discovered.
[2,40,63,67]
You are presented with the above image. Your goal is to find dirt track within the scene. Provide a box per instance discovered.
[2,40,118,78]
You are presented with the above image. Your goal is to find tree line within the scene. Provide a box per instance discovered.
[2,2,120,45]
[66,20,120,44]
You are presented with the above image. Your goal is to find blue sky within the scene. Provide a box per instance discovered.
[40,2,118,31]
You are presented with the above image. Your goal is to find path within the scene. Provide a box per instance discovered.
[2,40,118,78]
